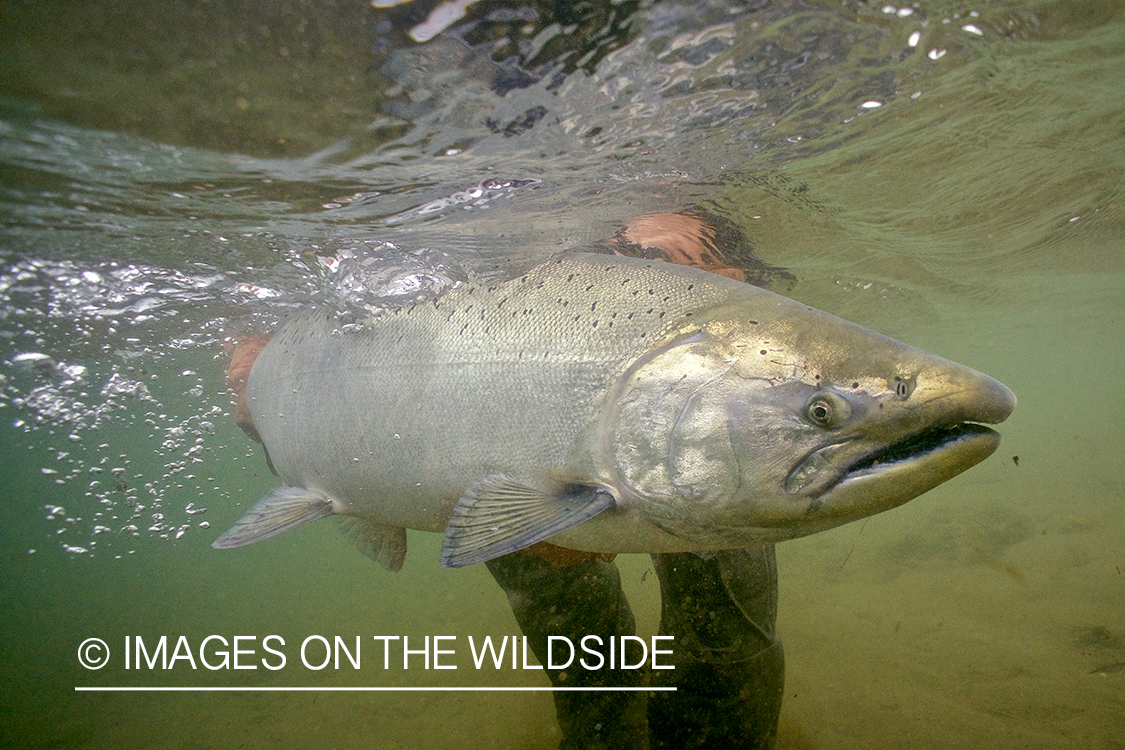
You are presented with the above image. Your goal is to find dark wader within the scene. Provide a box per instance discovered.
[486,545,783,749]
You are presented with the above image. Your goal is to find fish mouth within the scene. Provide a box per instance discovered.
[849,373,1016,484]
[845,422,1001,478]
[785,422,1002,498]
[796,421,1003,527]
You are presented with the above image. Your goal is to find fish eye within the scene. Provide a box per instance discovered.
[805,391,850,428]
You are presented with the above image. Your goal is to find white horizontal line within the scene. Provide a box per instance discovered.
[75,686,673,692]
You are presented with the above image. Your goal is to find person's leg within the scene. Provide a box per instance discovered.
[648,546,784,749]
[486,550,647,750]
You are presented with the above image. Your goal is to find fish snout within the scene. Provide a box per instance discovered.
[973,374,1017,425]
[915,364,1016,428]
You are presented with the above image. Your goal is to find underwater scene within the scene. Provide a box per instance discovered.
[1,0,1122,747]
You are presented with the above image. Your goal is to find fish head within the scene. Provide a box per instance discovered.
[609,294,1016,546]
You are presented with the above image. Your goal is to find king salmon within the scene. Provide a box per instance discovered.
[214,253,1015,569]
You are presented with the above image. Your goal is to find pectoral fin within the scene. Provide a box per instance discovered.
[440,476,614,568]
[212,486,336,549]
[337,517,408,572]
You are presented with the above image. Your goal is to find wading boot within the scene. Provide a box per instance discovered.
[487,550,648,750]
[648,546,784,749]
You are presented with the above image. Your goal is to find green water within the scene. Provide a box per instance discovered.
[1,1,1123,747]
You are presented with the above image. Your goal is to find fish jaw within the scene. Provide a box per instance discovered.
[804,422,1002,531]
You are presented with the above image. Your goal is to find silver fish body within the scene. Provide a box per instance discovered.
[215,253,1015,569]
